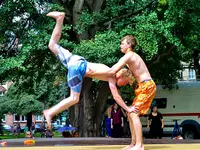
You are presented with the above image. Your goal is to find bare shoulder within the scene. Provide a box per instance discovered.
[126,51,135,57]
[121,51,135,61]
[125,51,137,61]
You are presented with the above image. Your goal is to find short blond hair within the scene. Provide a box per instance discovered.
[121,35,138,50]
[116,68,135,86]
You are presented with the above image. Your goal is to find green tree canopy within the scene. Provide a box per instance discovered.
[0,0,200,136]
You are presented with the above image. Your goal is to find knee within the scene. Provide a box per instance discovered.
[48,42,55,50]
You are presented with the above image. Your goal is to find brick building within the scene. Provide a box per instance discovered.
[0,82,43,127]
[2,113,44,127]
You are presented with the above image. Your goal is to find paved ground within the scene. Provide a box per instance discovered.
[2,138,200,147]
[2,144,200,150]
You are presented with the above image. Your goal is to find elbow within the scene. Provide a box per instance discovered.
[107,68,116,76]
[109,70,117,76]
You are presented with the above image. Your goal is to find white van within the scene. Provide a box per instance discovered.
[141,81,200,139]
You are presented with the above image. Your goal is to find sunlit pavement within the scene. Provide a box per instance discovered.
[2,144,200,150]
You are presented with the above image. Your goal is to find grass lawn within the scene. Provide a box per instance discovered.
[0,131,63,139]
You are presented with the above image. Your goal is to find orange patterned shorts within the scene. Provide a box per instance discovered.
[132,80,156,115]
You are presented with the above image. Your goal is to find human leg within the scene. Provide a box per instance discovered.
[47,11,65,55]
[44,89,80,129]
[106,118,112,137]
[121,113,136,150]
[129,113,144,150]
[128,80,156,150]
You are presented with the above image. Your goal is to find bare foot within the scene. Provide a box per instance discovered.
[129,145,144,150]
[43,110,52,130]
[46,11,65,20]
[121,144,134,150]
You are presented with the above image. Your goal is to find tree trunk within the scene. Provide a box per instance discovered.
[193,50,200,80]
[69,78,93,136]
[93,82,110,137]
[71,0,105,40]
[61,0,109,136]
[73,0,89,40]
[69,78,110,137]
[26,112,32,131]
[82,78,94,136]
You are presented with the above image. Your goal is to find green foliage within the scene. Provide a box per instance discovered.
[0,0,200,116]
[74,31,122,66]
[0,0,68,115]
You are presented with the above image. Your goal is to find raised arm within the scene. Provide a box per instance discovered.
[90,52,133,77]
[108,52,132,76]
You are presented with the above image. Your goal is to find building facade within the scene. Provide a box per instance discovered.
[0,82,44,127]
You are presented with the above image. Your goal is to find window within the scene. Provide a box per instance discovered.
[21,115,27,122]
[14,114,20,122]
[188,69,195,80]
[1,114,6,122]
[35,115,43,121]
[151,98,167,109]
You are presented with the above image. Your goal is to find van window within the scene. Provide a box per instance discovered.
[151,98,167,109]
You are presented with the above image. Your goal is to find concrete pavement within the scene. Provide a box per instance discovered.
[2,144,200,150]
[1,138,200,147]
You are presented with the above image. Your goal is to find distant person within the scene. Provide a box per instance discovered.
[31,122,36,138]
[24,124,29,134]
[111,103,124,138]
[66,117,71,127]
[121,105,130,138]
[104,103,113,137]
[11,125,16,135]
[46,128,54,138]
[24,124,32,138]
[16,123,21,137]
[147,105,164,139]
[40,122,46,138]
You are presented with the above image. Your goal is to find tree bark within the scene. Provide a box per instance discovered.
[60,0,110,137]
[149,45,176,68]
[93,82,110,137]
[69,78,94,137]
[71,0,105,40]
[26,112,32,131]
[193,50,200,80]
[82,78,94,136]
[69,78,110,137]
[73,0,89,40]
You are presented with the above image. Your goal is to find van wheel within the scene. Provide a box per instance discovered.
[183,127,196,139]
